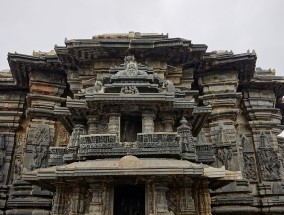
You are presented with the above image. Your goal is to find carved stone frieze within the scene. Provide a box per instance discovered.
[30,124,50,171]
[77,132,181,159]
[196,131,215,164]
[13,142,24,181]
[49,147,68,166]
[120,86,139,94]
[241,135,257,180]
[257,132,281,181]
[55,125,70,146]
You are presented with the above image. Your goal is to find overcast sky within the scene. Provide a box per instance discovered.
[1,0,284,75]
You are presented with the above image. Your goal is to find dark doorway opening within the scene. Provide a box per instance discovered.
[114,184,145,215]
[120,115,142,142]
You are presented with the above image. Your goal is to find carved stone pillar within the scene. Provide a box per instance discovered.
[178,177,195,215]
[87,183,106,215]
[70,182,88,215]
[108,112,120,140]
[51,183,64,215]
[196,180,211,215]
[145,178,154,215]
[142,112,155,133]
[161,113,175,132]
[154,179,170,215]
[88,115,99,134]
[52,183,74,215]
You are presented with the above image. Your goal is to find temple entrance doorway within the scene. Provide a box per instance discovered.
[113,184,145,215]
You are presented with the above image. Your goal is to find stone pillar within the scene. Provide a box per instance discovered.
[88,115,99,134]
[51,183,65,215]
[196,180,211,215]
[153,179,170,215]
[142,111,155,133]
[87,183,106,215]
[145,179,154,215]
[108,110,120,140]
[161,113,175,132]
[70,182,88,215]
[178,177,195,215]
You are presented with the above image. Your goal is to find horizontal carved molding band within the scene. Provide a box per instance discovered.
[80,134,117,148]
[136,132,179,148]
[48,132,214,163]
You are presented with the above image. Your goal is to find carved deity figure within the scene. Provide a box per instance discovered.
[114,56,148,77]
[29,124,50,171]
[85,80,103,94]
[67,125,86,149]
[162,80,175,93]
[120,86,139,94]
[178,117,196,161]
[217,147,232,169]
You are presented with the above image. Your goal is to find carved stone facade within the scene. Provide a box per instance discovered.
[0,32,284,214]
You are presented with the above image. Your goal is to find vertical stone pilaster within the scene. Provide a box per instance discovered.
[51,182,74,215]
[198,70,241,171]
[153,178,171,215]
[243,89,283,182]
[51,183,65,215]
[146,179,154,215]
[87,182,108,215]
[161,113,175,132]
[197,180,212,215]
[178,177,195,215]
[108,111,120,140]
[142,111,155,133]
[88,115,99,135]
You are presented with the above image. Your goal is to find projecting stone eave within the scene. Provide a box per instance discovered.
[7,52,65,88]
[56,34,207,67]
[239,75,284,99]
[22,156,242,191]
[197,51,257,82]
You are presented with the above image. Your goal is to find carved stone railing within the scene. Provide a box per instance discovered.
[78,134,125,158]
[135,132,180,156]
[49,147,68,166]
[49,132,215,164]
[196,145,215,164]
[78,133,181,158]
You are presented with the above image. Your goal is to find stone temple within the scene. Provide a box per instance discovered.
[0,32,284,215]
